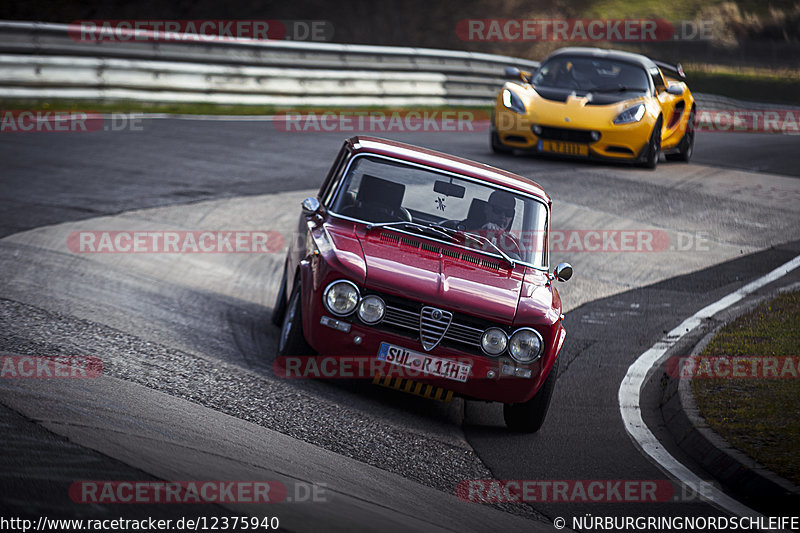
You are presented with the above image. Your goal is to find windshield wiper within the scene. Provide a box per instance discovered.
[459,230,516,268]
[364,220,409,230]
[364,220,455,241]
[424,225,517,268]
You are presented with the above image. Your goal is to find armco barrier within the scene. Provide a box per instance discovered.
[0,21,540,107]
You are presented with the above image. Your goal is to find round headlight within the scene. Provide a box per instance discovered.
[323,280,359,316]
[357,295,385,324]
[481,328,508,356]
[508,328,543,363]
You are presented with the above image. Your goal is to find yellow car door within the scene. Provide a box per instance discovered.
[651,67,683,149]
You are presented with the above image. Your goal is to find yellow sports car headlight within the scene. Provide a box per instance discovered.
[613,103,646,125]
[502,88,526,114]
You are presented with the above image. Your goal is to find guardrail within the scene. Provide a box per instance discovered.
[0,21,540,107]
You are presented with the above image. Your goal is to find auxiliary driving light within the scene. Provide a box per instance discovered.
[357,295,385,324]
[481,327,508,356]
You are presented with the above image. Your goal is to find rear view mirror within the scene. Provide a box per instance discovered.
[434,180,466,198]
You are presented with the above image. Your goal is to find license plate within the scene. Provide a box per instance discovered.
[377,343,471,383]
[539,139,589,156]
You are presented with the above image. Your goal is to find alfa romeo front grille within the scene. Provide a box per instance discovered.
[381,303,484,354]
[419,307,453,351]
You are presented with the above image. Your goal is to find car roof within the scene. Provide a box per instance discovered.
[346,136,550,203]
[545,47,657,70]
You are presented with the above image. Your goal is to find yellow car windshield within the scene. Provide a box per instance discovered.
[533,56,649,94]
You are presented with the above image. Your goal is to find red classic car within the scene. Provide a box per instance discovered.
[271,136,572,432]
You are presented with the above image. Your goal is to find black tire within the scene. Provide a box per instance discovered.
[638,118,662,170]
[490,131,513,154]
[503,357,560,433]
[666,109,695,162]
[270,264,288,327]
[277,284,314,357]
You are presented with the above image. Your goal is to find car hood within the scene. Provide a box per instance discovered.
[521,87,646,128]
[355,228,527,323]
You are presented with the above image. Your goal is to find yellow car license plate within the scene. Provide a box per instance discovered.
[540,140,589,157]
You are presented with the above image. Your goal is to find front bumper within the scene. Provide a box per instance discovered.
[302,301,564,405]
[495,110,653,161]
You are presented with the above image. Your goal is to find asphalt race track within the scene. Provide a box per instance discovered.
[1,121,799,531]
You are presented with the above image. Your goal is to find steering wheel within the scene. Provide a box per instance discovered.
[476,226,523,261]
[500,233,523,261]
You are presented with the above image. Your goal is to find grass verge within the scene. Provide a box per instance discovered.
[692,290,800,486]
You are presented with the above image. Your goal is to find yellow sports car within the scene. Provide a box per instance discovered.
[491,47,695,169]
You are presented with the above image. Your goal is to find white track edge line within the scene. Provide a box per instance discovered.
[619,253,800,517]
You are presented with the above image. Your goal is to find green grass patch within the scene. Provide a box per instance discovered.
[692,290,800,485]
[576,0,717,19]
[574,0,799,19]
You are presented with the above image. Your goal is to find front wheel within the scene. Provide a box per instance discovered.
[490,131,513,154]
[277,284,314,357]
[270,264,288,327]
[638,118,662,170]
[503,357,560,433]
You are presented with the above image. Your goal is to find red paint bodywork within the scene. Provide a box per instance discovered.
[281,136,566,404]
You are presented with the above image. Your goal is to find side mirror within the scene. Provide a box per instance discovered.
[666,84,684,96]
[301,197,321,216]
[504,66,531,83]
[553,262,573,282]
[504,66,522,79]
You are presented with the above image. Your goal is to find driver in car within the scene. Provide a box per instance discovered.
[482,190,522,259]
[483,190,515,232]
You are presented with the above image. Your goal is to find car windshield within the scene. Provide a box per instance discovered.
[532,56,650,94]
[330,155,549,269]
